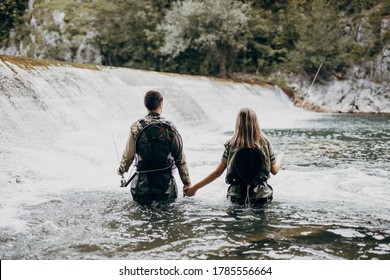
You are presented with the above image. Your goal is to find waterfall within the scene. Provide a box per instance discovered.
[0,55,299,209]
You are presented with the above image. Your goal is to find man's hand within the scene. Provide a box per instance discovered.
[183,185,198,197]
[183,184,191,197]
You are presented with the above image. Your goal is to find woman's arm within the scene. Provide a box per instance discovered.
[184,161,227,197]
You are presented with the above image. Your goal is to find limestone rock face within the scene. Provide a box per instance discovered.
[288,73,390,114]
[0,3,103,65]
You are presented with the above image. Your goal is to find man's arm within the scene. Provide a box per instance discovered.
[175,151,191,186]
[118,125,137,175]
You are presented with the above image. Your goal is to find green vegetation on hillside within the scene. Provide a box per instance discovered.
[2,0,389,81]
[0,0,28,41]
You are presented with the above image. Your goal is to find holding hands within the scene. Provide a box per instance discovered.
[183,184,198,197]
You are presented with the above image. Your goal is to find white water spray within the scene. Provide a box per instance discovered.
[0,56,300,228]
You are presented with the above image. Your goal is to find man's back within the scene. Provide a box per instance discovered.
[118,90,191,205]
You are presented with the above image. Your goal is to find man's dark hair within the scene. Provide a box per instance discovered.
[144,90,163,111]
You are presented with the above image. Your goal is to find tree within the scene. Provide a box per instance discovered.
[285,0,355,79]
[158,0,250,78]
[97,0,171,71]
[0,0,28,41]
[243,5,289,74]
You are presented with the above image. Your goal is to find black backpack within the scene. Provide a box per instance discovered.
[226,147,268,188]
[135,119,183,173]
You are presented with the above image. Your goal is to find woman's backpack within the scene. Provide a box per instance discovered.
[225,147,273,204]
[226,147,268,187]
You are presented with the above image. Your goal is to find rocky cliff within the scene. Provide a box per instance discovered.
[287,16,390,113]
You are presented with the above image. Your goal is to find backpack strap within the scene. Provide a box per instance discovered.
[138,118,172,129]
[138,118,147,128]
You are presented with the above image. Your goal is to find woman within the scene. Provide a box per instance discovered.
[184,107,284,205]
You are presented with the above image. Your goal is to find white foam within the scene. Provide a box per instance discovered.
[328,228,366,238]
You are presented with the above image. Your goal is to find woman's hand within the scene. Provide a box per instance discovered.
[183,185,197,197]
[271,152,285,175]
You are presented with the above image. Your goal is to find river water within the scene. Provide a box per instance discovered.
[2,115,389,260]
[0,58,389,260]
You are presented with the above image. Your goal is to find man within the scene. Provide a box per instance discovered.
[117,90,191,205]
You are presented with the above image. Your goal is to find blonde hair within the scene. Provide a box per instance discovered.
[228,108,268,149]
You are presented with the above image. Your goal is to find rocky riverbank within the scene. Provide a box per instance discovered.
[285,64,390,114]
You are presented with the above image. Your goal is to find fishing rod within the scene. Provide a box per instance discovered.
[109,124,121,165]
[108,121,127,188]
[282,63,323,153]
[100,104,129,188]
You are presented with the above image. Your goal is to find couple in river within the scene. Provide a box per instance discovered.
[117,90,284,206]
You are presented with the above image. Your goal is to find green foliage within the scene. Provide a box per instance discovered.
[97,0,169,70]
[0,0,28,41]
[366,0,390,55]
[158,0,250,78]
[382,31,390,45]
[242,8,275,73]
[326,0,381,14]
[1,0,388,80]
[284,0,352,79]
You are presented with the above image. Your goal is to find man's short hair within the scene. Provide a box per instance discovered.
[144,90,163,111]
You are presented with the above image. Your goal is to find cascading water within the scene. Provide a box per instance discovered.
[0,55,299,202]
[1,55,389,260]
